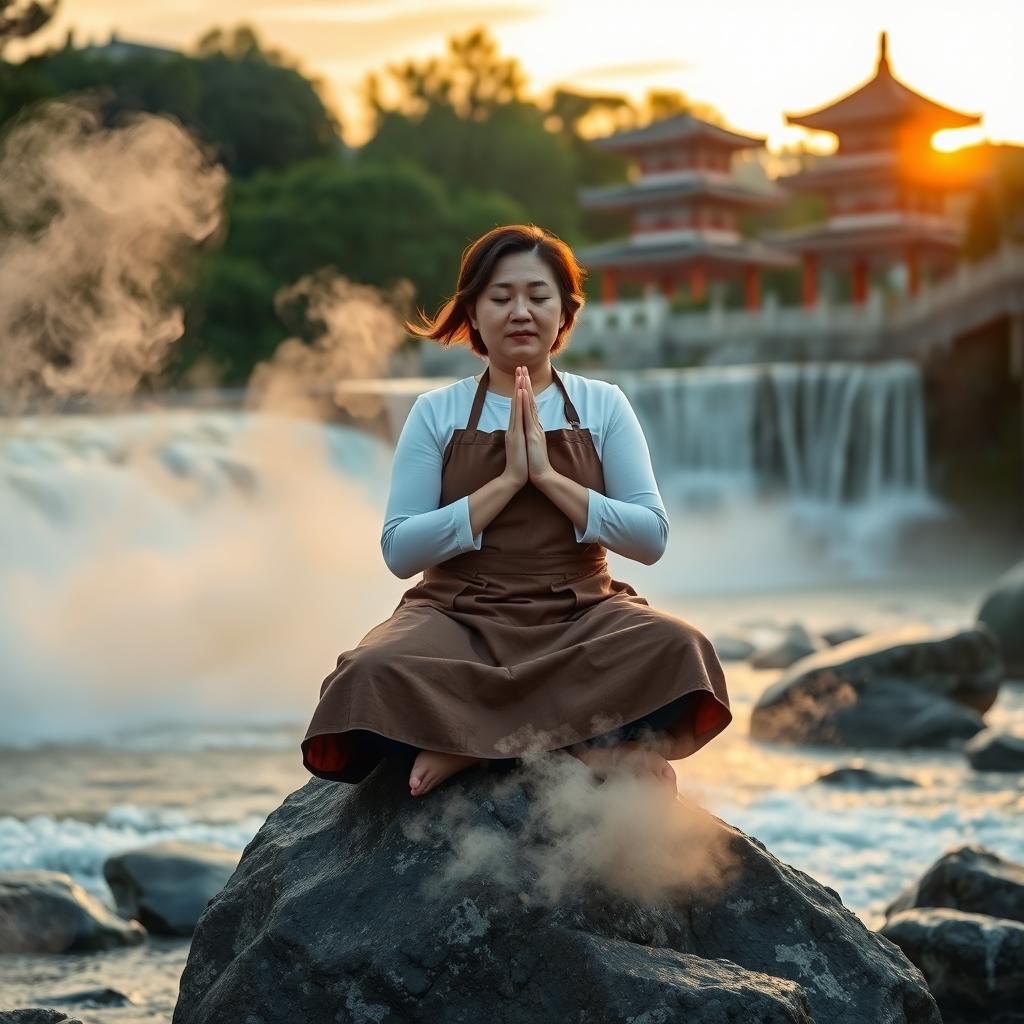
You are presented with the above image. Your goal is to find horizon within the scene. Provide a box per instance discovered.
[7,0,1022,155]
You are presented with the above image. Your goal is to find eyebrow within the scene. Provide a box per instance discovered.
[491,280,552,288]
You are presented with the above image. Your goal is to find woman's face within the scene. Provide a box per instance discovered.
[469,249,565,368]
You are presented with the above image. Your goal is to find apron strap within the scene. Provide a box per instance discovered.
[467,364,581,430]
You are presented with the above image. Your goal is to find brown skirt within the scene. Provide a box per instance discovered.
[302,563,732,783]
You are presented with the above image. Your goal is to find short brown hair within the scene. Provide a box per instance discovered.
[405,223,587,356]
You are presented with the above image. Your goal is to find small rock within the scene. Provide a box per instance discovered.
[816,766,919,788]
[885,845,1024,923]
[0,1013,84,1024]
[880,908,1024,1024]
[821,627,864,647]
[104,839,239,936]
[32,988,137,1008]
[713,634,756,661]
[750,624,819,670]
[963,729,1024,771]
[977,559,1024,678]
[0,870,146,954]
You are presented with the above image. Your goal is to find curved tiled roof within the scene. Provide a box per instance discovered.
[785,32,980,133]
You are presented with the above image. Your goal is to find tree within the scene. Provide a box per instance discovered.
[360,27,578,238]
[0,23,342,177]
[174,157,525,385]
[0,0,56,56]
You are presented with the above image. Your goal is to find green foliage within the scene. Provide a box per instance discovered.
[0,24,339,178]
[964,145,1024,260]
[192,50,340,177]
[172,157,527,386]
[360,30,581,239]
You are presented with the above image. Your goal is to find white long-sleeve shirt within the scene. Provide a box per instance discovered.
[380,369,669,579]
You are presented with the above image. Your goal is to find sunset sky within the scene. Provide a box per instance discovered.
[12,0,1023,153]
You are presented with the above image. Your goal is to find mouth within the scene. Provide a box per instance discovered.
[508,332,536,338]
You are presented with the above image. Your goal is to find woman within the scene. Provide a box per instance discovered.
[301,224,731,798]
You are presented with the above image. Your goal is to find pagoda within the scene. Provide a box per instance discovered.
[577,114,792,310]
[775,32,989,306]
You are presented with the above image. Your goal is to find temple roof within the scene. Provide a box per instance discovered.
[766,211,964,257]
[592,112,766,152]
[580,173,786,211]
[785,33,980,134]
[578,235,795,271]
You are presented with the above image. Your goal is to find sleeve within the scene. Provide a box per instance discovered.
[379,394,483,579]
[573,384,670,564]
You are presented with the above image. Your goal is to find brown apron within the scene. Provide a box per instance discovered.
[302,364,731,783]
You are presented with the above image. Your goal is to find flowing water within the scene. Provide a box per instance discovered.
[1,370,1020,1019]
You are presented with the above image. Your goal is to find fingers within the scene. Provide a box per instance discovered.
[509,366,521,432]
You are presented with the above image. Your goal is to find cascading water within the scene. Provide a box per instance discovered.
[605,361,944,591]
[615,361,929,504]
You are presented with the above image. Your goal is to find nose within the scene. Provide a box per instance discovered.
[510,295,531,319]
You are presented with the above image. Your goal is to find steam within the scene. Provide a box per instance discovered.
[248,268,415,420]
[0,98,228,411]
[404,747,739,908]
[0,93,433,744]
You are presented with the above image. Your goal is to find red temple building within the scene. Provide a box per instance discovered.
[776,32,991,307]
[577,114,792,310]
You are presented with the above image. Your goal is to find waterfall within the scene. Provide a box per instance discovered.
[613,361,929,506]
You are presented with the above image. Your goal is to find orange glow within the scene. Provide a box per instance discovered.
[5,2,1022,155]
[932,126,989,153]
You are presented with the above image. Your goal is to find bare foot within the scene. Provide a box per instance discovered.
[409,750,485,797]
[571,741,677,794]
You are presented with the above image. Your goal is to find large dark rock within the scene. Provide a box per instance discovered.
[880,908,1024,1024]
[0,869,146,954]
[963,728,1024,771]
[978,559,1024,678]
[173,755,939,1024]
[885,845,1024,924]
[750,625,1000,749]
[103,839,238,936]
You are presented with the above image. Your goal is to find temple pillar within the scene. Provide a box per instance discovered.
[906,245,920,296]
[743,265,761,311]
[602,268,618,304]
[852,259,869,305]
[661,276,675,300]
[689,264,706,302]
[801,252,818,308]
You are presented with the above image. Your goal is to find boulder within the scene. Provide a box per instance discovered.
[750,625,1000,749]
[977,559,1024,678]
[880,908,1024,1024]
[103,839,239,936]
[884,845,1024,924]
[0,869,146,954]
[963,728,1024,771]
[173,755,939,1024]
